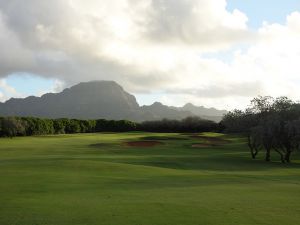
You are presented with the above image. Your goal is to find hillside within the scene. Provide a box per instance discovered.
[0,81,227,121]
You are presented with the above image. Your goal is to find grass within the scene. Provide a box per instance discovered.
[0,132,300,225]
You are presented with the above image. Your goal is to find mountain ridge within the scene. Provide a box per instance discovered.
[0,81,227,122]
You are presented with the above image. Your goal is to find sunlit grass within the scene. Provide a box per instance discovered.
[0,132,299,225]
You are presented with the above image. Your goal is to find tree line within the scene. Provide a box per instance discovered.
[4,96,299,163]
[221,96,300,163]
[0,117,138,138]
[140,117,217,132]
[0,116,218,138]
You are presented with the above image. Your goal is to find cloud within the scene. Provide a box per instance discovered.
[0,76,64,102]
[0,0,249,79]
[0,1,299,109]
[36,79,65,96]
[0,92,4,102]
[144,0,249,46]
[0,78,23,101]
[166,81,263,98]
[229,12,300,100]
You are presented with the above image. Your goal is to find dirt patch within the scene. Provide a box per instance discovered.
[124,141,164,147]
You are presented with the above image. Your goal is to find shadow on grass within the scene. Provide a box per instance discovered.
[89,143,114,148]
[88,133,300,172]
[119,152,300,172]
[140,136,189,141]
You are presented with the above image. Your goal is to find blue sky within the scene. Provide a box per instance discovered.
[200,1,300,76]
[227,0,300,28]
[5,74,55,96]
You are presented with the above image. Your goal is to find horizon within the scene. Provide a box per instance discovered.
[1,2,300,223]
[0,80,226,111]
[0,80,229,110]
[0,1,300,110]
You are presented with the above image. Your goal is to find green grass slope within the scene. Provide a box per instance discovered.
[0,132,300,225]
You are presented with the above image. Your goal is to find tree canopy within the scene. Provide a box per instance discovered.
[221,96,300,163]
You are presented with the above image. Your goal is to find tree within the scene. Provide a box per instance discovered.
[1,117,26,138]
[248,126,263,159]
[0,117,3,136]
[249,96,274,115]
[139,117,217,133]
[221,96,300,163]
[65,119,81,133]
[53,119,66,134]
[276,120,300,163]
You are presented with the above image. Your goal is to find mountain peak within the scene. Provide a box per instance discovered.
[0,81,227,122]
[183,103,195,107]
[151,102,164,107]
[0,80,139,120]
[67,80,122,91]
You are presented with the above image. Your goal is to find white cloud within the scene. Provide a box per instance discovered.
[0,78,23,101]
[228,12,300,100]
[0,91,4,102]
[0,1,299,109]
[0,0,249,78]
[36,79,65,97]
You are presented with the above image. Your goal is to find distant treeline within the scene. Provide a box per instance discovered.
[221,96,300,163]
[140,117,218,133]
[0,116,218,138]
[0,117,137,137]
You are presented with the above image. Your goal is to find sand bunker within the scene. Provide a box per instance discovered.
[124,141,164,147]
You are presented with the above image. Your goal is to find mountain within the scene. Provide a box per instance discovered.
[0,81,227,122]
[172,103,227,122]
[0,81,139,120]
[140,102,194,121]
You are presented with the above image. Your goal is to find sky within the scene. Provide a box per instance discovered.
[0,0,300,110]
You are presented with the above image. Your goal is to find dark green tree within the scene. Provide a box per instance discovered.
[1,117,26,138]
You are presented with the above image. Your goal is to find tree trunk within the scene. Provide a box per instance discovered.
[248,134,258,159]
[265,148,271,162]
[254,147,259,158]
[274,148,285,163]
[247,135,255,159]
[250,148,256,159]
[251,148,259,159]
[285,151,291,163]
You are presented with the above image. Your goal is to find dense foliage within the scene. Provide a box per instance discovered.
[139,117,218,132]
[221,96,300,163]
[0,117,137,137]
[0,116,217,138]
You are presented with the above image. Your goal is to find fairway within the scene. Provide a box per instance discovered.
[1,132,300,225]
